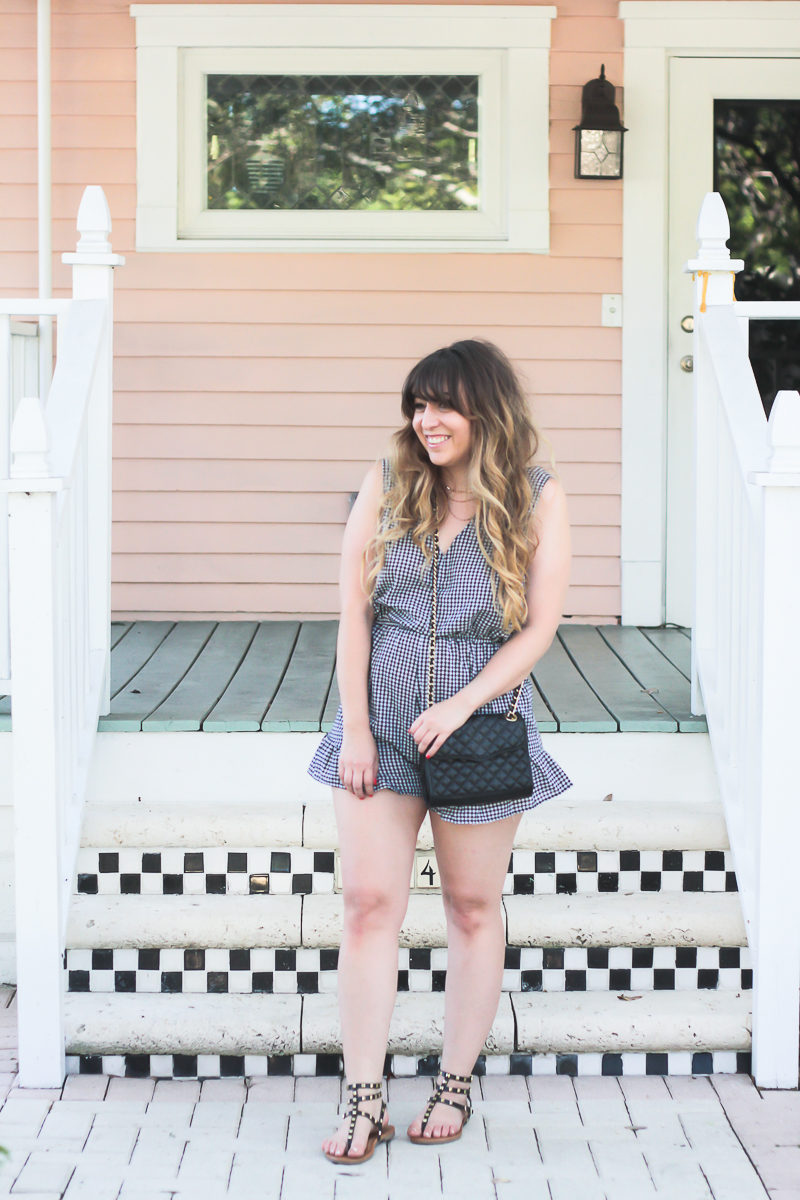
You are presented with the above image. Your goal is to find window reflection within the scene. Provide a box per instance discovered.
[207,74,479,212]
[714,100,800,415]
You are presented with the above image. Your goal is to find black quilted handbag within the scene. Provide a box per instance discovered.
[419,530,534,808]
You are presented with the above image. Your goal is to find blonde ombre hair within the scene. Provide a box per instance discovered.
[364,338,549,635]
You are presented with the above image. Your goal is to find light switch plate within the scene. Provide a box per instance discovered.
[602,294,622,327]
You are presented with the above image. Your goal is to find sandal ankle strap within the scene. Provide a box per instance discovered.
[346,1081,383,1098]
[439,1070,472,1093]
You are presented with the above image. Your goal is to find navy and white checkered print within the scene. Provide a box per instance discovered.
[307,458,573,823]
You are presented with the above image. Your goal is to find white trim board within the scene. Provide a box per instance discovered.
[130,3,555,253]
[618,2,800,625]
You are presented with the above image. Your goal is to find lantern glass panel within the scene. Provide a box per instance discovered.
[578,128,621,178]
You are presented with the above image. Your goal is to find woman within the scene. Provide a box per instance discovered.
[307,338,572,1163]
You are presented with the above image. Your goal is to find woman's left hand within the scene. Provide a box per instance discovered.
[410,695,473,758]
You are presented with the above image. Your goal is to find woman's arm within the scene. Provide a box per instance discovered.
[335,460,383,797]
[410,475,571,758]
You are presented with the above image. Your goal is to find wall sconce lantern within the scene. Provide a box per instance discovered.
[573,64,627,179]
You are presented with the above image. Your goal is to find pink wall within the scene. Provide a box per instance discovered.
[1,0,624,621]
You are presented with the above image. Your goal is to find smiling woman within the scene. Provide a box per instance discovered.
[411,397,473,502]
[306,338,572,1163]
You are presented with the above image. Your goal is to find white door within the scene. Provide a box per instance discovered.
[666,57,800,625]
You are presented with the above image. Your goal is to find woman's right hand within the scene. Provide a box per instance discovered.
[338,726,379,799]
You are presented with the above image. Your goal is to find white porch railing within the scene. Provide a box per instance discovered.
[685,192,800,1089]
[0,186,123,1087]
[0,322,41,684]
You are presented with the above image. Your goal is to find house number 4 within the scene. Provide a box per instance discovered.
[414,853,441,890]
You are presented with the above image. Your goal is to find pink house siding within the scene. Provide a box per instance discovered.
[1,0,626,621]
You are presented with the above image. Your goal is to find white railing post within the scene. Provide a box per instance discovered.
[686,190,800,1088]
[1,186,123,1087]
[749,391,800,1088]
[7,396,66,1087]
[61,186,124,716]
[684,193,743,717]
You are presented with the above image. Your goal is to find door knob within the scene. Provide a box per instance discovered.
[680,354,694,373]
[680,315,694,333]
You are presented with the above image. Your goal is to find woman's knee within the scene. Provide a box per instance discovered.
[442,888,502,938]
[342,884,407,939]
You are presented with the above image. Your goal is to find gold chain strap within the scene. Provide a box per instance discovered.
[427,529,522,721]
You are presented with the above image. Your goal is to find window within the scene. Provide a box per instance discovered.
[131,4,555,252]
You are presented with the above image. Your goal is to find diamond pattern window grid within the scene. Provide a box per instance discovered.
[206,73,479,211]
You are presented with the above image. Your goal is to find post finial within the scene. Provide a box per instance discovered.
[75,185,112,254]
[684,191,744,282]
[695,192,734,268]
[767,390,800,473]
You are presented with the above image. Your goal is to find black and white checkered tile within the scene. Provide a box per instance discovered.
[75,849,335,896]
[74,847,738,896]
[505,849,737,894]
[65,1048,753,1079]
[65,944,752,994]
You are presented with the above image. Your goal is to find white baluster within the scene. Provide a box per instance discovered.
[0,315,11,684]
[63,186,124,717]
[10,395,51,478]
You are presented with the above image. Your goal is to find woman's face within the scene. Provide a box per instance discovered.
[411,396,472,472]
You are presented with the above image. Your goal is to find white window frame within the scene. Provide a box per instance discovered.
[130,4,555,253]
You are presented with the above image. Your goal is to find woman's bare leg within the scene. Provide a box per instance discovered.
[407,810,522,1140]
[322,786,427,1158]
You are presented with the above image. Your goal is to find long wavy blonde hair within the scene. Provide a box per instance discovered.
[364,338,550,635]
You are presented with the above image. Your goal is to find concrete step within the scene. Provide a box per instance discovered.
[82,730,722,812]
[63,988,751,1059]
[65,891,747,951]
[79,796,729,853]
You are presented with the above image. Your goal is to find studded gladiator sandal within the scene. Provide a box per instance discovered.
[323,1080,395,1164]
[407,1069,473,1145]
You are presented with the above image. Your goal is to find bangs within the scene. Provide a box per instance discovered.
[400,347,472,419]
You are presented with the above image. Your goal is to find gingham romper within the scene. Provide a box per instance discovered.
[307,458,573,823]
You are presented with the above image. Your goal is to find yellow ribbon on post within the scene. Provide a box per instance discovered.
[692,270,737,313]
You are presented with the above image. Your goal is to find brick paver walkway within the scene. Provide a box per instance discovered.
[1,989,799,1199]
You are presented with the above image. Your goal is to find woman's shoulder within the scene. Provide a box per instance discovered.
[526,463,554,509]
[526,463,552,484]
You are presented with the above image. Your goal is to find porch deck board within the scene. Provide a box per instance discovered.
[322,671,341,732]
[204,620,300,731]
[142,621,258,731]
[639,625,692,677]
[0,621,708,734]
[528,635,617,732]
[110,622,133,648]
[108,620,174,702]
[598,625,706,732]
[101,621,216,731]
[558,625,678,732]
[260,619,338,732]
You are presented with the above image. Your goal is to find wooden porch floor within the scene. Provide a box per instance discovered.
[0,621,706,734]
